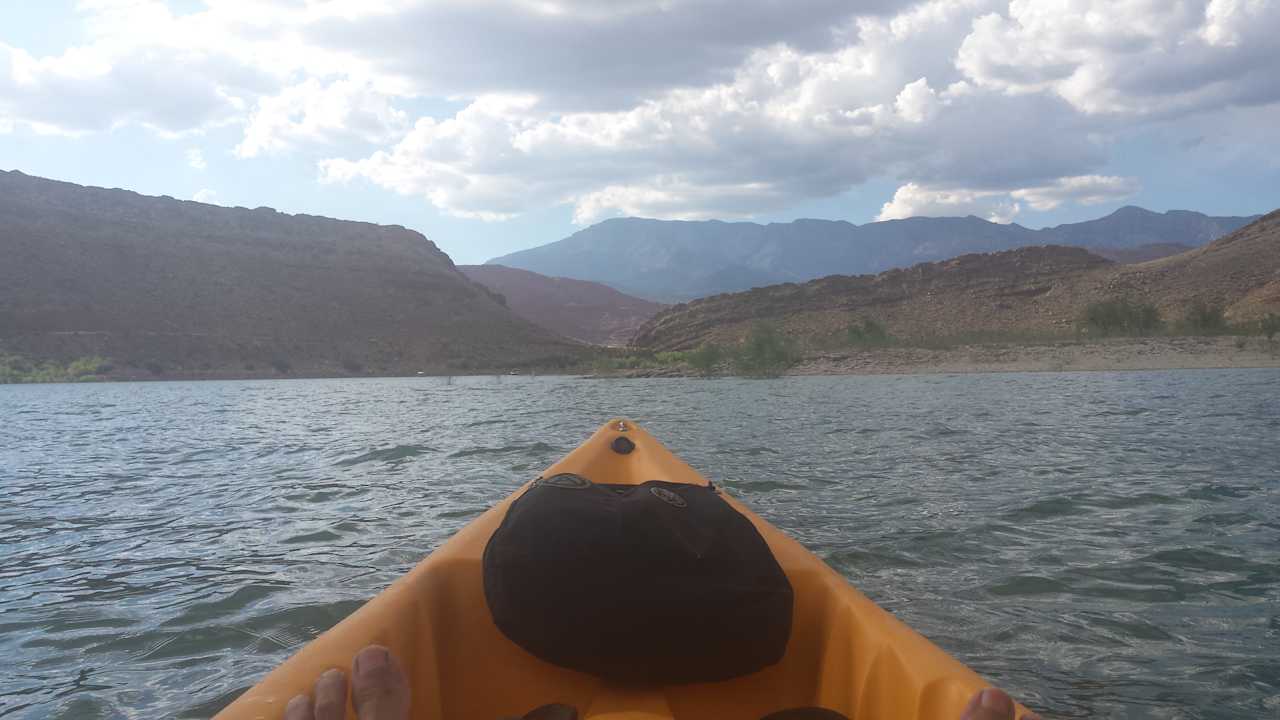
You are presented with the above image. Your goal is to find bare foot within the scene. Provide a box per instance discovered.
[283,645,410,720]
[960,688,1041,720]
[283,646,1034,720]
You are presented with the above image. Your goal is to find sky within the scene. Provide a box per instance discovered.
[1,1,1278,265]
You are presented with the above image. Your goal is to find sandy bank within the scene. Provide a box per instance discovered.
[787,336,1280,376]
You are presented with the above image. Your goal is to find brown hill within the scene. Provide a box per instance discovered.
[1085,210,1280,322]
[460,265,665,346]
[1094,243,1195,264]
[632,211,1280,352]
[0,170,583,377]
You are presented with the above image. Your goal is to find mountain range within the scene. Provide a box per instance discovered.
[3,168,1271,375]
[0,170,582,377]
[488,208,1260,302]
[632,211,1280,352]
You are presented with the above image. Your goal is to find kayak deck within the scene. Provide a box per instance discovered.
[215,419,1026,719]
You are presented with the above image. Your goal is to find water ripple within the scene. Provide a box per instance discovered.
[1,370,1278,718]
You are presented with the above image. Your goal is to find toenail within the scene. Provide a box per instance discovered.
[979,689,1011,711]
[357,646,389,675]
[284,694,310,719]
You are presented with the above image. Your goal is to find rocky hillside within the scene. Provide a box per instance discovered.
[459,265,664,346]
[0,170,583,377]
[1094,243,1195,264]
[632,211,1280,352]
[1084,210,1280,322]
[488,207,1259,302]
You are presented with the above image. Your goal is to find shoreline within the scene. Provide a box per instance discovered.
[4,336,1278,385]
[608,335,1280,378]
[788,335,1280,377]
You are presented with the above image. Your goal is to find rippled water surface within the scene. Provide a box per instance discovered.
[3,371,1279,719]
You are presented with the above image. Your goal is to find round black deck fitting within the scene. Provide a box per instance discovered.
[611,436,635,455]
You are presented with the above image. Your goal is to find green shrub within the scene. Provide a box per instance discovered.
[847,317,891,345]
[66,356,110,378]
[687,343,724,375]
[591,355,620,375]
[733,322,797,378]
[654,351,691,366]
[0,354,113,383]
[1180,301,1227,335]
[1083,299,1161,336]
[1259,313,1280,341]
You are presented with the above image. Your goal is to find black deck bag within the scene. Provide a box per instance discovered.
[483,474,794,685]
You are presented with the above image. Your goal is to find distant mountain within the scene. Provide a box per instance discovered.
[0,170,582,378]
[459,265,665,346]
[488,207,1260,302]
[1040,206,1251,248]
[631,210,1280,352]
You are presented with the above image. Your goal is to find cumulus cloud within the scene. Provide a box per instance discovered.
[186,148,207,170]
[319,3,1111,224]
[956,0,1280,116]
[1011,175,1140,211]
[236,78,410,158]
[2,0,1276,224]
[301,0,896,110]
[877,175,1140,223]
[877,182,1020,223]
[0,0,377,138]
[192,188,218,203]
[0,4,265,136]
[894,77,939,123]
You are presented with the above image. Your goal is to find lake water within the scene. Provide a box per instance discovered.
[2,371,1278,719]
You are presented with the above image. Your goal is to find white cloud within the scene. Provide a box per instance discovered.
[956,0,1280,116]
[301,0,893,109]
[573,178,790,225]
[186,148,207,170]
[316,0,1004,221]
[236,78,410,158]
[877,182,1020,223]
[877,175,1140,222]
[894,77,939,123]
[1202,0,1272,47]
[192,188,218,203]
[1,0,1275,224]
[318,4,1108,224]
[0,1,370,138]
[1010,175,1140,210]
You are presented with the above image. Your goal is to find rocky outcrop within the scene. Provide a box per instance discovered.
[1093,243,1195,264]
[1082,210,1280,322]
[0,170,584,377]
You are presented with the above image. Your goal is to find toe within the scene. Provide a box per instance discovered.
[284,694,313,720]
[352,645,411,720]
[960,688,1017,720]
[314,669,349,720]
